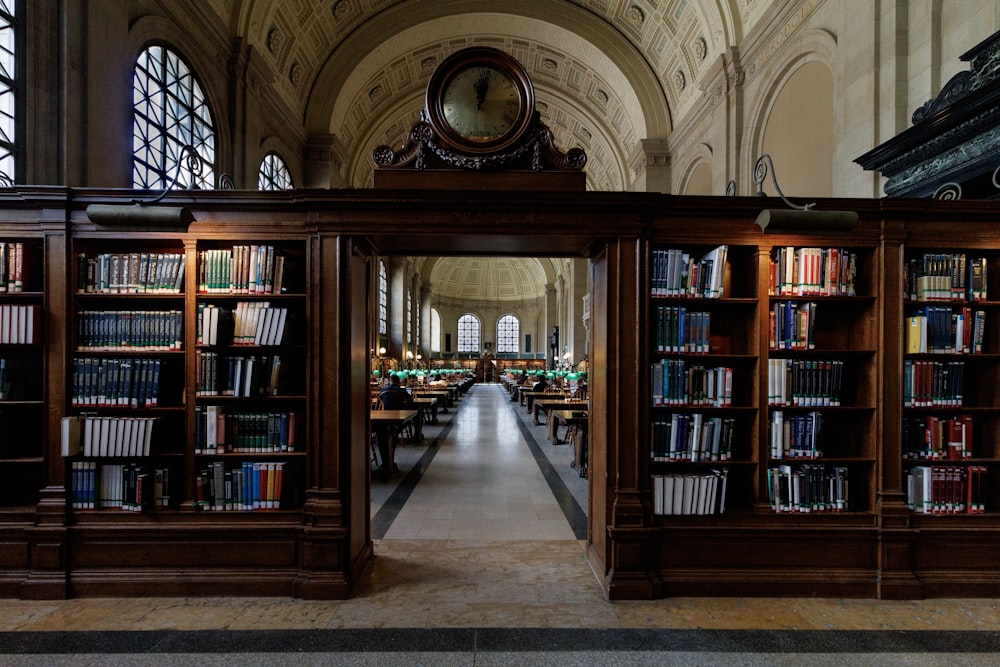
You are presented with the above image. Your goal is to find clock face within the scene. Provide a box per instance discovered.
[425,47,535,155]
[441,65,521,143]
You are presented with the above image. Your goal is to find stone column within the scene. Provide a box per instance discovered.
[628,139,672,193]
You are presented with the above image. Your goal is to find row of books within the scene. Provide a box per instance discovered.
[195,351,288,397]
[651,414,735,462]
[195,461,286,511]
[766,464,849,513]
[902,359,965,408]
[651,469,728,515]
[904,254,987,302]
[70,462,173,511]
[654,307,711,354]
[71,357,165,408]
[651,361,733,407]
[0,358,33,401]
[76,309,183,351]
[769,410,825,459]
[60,415,156,457]
[767,358,844,407]
[198,246,287,295]
[902,414,973,461]
[76,252,185,294]
[194,405,298,454]
[906,465,987,514]
[0,303,40,344]
[905,306,985,354]
[197,302,291,346]
[769,300,816,350]
[650,245,727,298]
[0,242,27,292]
[768,247,858,297]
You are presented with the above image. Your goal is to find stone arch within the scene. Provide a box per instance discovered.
[742,29,839,198]
[129,15,232,186]
[677,143,715,195]
[258,136,302,189]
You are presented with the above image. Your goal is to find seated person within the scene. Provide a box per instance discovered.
[379,374,414,409]
[426,373,448,387]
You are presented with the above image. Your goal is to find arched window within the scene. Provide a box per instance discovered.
[132,45,216,189]
[497,314,519,354]
[378,261,388,336]
[430,308,441,353]
[457,313,480,353]
[0,2,16,183]
[258,152,293,190]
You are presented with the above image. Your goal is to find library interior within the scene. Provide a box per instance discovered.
[2,1,1000,663]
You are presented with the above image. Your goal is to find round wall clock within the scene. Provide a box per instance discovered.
[425,46,535,155]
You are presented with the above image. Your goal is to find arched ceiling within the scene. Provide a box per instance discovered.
[424,257,552,302]
[223,0,753,190]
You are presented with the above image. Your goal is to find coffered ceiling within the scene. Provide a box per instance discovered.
[218,0,764,190]
[424,257,552,303]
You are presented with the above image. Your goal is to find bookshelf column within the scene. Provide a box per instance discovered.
[602,234,655,600]
[23,220,69,599]
[877,218,921,599]
[295,232,363,599]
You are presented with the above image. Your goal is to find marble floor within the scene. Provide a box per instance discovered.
[1,384,999,665]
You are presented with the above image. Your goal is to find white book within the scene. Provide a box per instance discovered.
[208,306,220,346]
[132,418,149,456]
[0,303,8,343]
[255,307,273,345]
[114,418,126,457]
[206,404,218,450]
[243,357,255,397]
[143,418,153,456]
[83,416,94,457]
[661,476,674,515]
[121,418,134,457]
[681,476,695,515]
[97,417,110,457]
[9,304,19,344]
[270,308,288,346]
[652,475,662,515]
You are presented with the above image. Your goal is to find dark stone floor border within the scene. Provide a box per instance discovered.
[505,386,589,539]
[369,388,465,539]
[1,628,998,654]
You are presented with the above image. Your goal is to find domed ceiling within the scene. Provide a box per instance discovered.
[220,0,763,190]
[427,257,550,302]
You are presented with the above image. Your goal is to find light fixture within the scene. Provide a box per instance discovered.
[379,346,386,356]
[85,144,204,230]
[750,154,858,234]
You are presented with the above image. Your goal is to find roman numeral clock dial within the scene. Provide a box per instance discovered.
[426,47,535,155]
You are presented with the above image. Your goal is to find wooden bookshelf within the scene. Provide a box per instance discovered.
[2,189,1000,601]
[0,238,46,508]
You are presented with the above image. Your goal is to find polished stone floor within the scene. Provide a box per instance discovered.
[1,384,999,665]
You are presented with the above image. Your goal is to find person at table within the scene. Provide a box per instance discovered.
[510,372,533,402]
[372,374,415,480]
[379,373,414,410]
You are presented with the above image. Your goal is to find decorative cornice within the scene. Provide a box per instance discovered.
[372,117,587,173]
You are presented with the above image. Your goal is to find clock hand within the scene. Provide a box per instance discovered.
[474,73,489,110]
